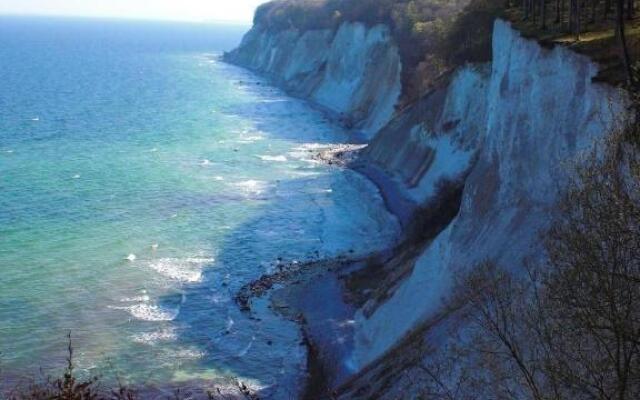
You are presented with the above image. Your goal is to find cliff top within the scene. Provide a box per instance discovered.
[252,0,504,105]
[503,3,640,87]
[252,0,639,94]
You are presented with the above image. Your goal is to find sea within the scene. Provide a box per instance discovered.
[0,16,399,398]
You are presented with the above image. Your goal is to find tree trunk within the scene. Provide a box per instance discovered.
[569,0,574,31]
[577,0,581,39]
[541,0,547,27]
[616,0,635,85]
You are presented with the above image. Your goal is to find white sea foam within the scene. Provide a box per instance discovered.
[31,117,39,121]
[132,327,177,345]
[258,99,289,103]
[288,143,331,162]
[287,170,322,178]
[232,180,271,196]
[125,254,137,262]
[147,256,214,283]
[214,176,225,181]
[258,155,288,162]
[225,316,234,332]
[236,135,264,143]
[168,348,205,360]
[200,159,211,166]
[111,303,178,321]
[236,336,255,358]
[120,295,150,303]
[295,143,329,151]
[206,293,230,304]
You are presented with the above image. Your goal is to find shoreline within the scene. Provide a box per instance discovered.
[220,58,416,398]
[222,55,417,228]
[235,256,361,399]
[233,146,413,399]
[221,55,373,145]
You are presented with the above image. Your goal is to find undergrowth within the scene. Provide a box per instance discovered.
[0,334,257,400]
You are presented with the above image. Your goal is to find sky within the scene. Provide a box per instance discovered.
[0,0,268,23]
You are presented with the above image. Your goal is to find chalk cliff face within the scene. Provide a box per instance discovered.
[352,18,627,369]
[224,22,402,140]
[225,15,629,394]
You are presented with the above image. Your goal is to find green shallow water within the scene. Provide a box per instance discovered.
[0,16,399,396]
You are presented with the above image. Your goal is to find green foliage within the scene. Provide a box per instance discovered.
[252,0,504,103]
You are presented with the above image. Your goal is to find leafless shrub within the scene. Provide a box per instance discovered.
[541,127,640,400]
[416,125,640,400]
[0,333,244,400]
[5,333,102,400]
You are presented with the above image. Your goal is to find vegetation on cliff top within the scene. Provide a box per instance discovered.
[506,0,640,87]
[253,0,639,103]
[253,0,504,105]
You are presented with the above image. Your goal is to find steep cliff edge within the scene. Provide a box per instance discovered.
[224,11,630,398]
[224,22,402,140]
[351,18,627,371]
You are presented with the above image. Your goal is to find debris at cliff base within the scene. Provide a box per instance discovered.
[234,256,352,313]
[294,144,367,167]
[234,255,366,398]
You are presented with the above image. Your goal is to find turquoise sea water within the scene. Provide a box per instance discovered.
[0,17,398,396]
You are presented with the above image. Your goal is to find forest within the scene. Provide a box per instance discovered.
[254,0,639,103]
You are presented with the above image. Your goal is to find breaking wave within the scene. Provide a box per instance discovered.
[147,256,214,283]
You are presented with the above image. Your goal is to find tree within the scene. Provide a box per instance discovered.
[616,0,635,85]
[419,128,640,400]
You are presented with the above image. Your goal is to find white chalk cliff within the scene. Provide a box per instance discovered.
[353,18,627,368]
[224,22,402,140]
[226,16,629,392]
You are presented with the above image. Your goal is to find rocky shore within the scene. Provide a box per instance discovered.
[235,255,361,399]
[231,150,407,399]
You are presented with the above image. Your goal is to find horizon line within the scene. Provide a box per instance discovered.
[0,12,253,26]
